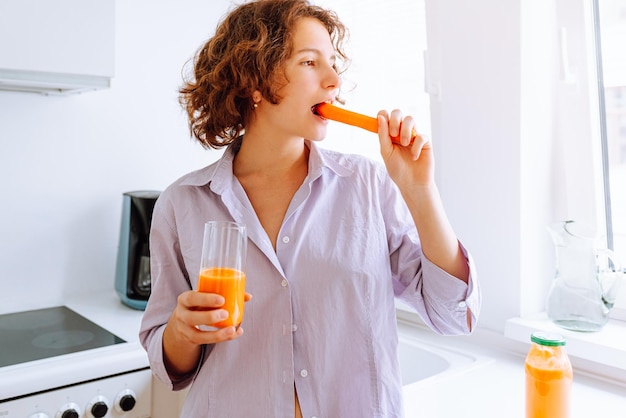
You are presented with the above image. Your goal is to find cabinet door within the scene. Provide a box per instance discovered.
[0,0,114,77]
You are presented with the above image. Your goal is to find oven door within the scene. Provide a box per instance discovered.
[0,367,151,418]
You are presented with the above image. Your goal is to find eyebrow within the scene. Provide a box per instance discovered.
[293,48,336,62]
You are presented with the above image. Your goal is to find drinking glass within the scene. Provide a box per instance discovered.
[198,221,247,329]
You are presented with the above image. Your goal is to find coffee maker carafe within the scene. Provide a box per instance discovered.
[115,190,160,310]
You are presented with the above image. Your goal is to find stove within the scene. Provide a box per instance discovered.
[0,300,151,418]
[0,306,125,368]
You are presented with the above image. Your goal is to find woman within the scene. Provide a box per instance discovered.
[140,1,480,417]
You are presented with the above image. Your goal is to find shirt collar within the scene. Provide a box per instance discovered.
[178,139,354,191]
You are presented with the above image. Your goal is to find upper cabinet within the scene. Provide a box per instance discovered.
[0,0,115,95]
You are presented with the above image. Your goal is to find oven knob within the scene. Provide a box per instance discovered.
[114,388,137,412]
[55,402,81,418]
[86,395,110,418]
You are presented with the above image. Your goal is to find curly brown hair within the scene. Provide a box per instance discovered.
[179,0,349,149]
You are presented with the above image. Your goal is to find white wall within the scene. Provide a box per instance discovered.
[424,0,520,331]
[426,0,561,331]
[0,0,560,335]
[0,0,232,313]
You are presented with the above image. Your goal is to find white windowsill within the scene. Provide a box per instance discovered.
[505,314,626,384]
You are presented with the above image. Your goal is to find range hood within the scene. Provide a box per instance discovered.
[0,69,111,96]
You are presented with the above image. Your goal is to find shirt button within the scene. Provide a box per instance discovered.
[282,236,290,244]
[292,324,298,332]
[300,369,308,378]
[458,301,467,309]
[281,279,288,287]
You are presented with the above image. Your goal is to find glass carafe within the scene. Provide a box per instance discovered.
[547,221,624,332]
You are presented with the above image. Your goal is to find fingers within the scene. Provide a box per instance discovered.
[180,289,225,309]
[388,109,402,138]
[389,109,417,147]
[377,111,392,155]
[193,324,244,344]
[173,290,246,345]
[377,109,421,151]
[410,132,431,161]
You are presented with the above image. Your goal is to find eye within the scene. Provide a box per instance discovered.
[302,60,315,67]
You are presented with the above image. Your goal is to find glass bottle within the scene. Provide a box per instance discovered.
[525,332,573,418]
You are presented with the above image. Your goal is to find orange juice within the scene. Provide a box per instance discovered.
[525,332,573,418]
[198,267,246,328]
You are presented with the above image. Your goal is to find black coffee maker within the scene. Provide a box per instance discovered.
[115,190,160,310]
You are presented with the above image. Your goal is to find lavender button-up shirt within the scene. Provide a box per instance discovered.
[139,140,480,418]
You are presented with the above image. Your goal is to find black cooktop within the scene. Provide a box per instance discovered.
[0,306,125,368]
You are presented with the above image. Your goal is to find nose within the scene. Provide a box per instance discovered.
[323,62,341,91]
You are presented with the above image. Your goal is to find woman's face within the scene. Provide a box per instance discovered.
[255,17,341,142]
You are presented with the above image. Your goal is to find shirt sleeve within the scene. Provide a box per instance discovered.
[407,243,480,335]
[138,191,205,390]
[382,174,481,335]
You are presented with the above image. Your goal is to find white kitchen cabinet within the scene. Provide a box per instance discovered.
[0,0,115,94]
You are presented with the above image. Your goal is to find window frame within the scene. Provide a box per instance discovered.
[593,0,626,318]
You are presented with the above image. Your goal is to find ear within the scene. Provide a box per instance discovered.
[252,90,262,104]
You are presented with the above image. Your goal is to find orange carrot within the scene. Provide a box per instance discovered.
[314,102,418,144]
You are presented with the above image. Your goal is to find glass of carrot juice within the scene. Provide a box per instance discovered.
[198,221,247,330]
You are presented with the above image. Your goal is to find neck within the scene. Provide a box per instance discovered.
[233,133,309,179]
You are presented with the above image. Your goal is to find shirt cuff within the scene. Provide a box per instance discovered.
[421,242,481,333]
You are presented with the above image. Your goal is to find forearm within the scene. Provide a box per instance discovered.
[399,182,469,283]
[162,318,203,379]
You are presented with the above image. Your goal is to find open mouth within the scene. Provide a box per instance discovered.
[311,101,331,117]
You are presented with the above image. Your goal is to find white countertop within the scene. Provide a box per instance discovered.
[399,321,626,417]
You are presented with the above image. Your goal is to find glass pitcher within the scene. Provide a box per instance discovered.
[547,220,624,332]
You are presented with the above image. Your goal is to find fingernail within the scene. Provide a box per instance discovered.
[218,310,228,319]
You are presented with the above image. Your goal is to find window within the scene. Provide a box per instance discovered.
[505,0,625,374]
[552,0,626,320]
[595,0,626,317]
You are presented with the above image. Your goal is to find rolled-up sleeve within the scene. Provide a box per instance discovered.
[419,243,480,334]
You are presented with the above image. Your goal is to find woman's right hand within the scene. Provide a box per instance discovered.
[171,290,245,345]
[162,290,249,378]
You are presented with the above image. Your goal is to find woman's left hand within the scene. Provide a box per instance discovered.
[376,109,433,188]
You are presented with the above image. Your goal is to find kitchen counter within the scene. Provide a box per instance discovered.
[60,291,626,417]
[399,320,626,417]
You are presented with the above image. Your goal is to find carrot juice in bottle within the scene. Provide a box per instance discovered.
[525,332,573,418]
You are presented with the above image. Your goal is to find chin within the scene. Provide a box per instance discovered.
[306,127,328,142]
